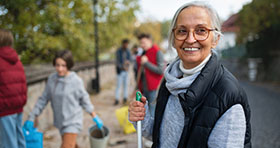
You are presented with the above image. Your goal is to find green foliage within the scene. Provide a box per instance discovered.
[237,0,280,43]
[237,0,280,81]
[160,19,171,39]
[0,0,139,64]
[97,0,139,52]
[237,0,280,59]
[134,21,162,45]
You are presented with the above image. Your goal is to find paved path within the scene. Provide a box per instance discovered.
[241,81,280,148]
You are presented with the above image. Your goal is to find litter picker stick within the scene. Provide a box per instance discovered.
[136,91,143,148]
[129,65,143,100]
[136,65,143,87]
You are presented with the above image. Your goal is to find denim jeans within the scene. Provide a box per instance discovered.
[143,90,157,118]
[115,71,129,100]
[0,113,26,148]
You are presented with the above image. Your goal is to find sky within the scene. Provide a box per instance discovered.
[136,0,252,22]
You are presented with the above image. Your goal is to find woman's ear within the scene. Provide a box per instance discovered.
[211,35,220,49]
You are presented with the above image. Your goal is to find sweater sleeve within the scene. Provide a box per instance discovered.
[78,80,94,114]
[143,51,164,75]
[28,82,51,121]
[131,104,154,141]
[208,104,246,148]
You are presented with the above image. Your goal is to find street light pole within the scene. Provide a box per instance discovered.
[93,0,100,93]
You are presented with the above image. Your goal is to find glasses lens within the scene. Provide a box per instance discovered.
[174,28,187,40]
[174,27,211,41]
[194,27,208,40]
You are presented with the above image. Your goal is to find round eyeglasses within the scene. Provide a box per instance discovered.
[172,27,217,41]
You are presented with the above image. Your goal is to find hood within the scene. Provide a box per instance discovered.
[54,72,77,83]
[0,46,19,64]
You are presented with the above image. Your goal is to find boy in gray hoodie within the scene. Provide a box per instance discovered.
[24,50,103,148]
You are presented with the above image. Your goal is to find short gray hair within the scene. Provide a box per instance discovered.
[167,1,222,50]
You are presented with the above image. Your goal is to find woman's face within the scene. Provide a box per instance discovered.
[55,58,69,76]
[174,6,219,69]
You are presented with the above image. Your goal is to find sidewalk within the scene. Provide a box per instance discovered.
[43,71,138,148]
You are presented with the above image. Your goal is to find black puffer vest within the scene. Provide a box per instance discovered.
[152,55,251,148]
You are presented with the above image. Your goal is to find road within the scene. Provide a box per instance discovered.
[241,81,280,148]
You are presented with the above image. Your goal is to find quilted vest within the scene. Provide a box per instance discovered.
[152,55,251,148]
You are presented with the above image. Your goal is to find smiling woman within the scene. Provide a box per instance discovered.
[129,1,252,148]
[170,5,221,69]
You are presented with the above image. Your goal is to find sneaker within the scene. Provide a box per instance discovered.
[114,100,119,106]
[123,98,127,105]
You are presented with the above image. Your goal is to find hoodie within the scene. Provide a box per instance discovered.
[28,72,94,134]
[0,46,27,117]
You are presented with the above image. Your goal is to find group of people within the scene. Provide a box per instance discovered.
[0,1,251,148]
[114,34,164,116]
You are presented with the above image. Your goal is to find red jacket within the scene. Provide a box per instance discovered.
[0,46,27,117]
[136,45,163,91]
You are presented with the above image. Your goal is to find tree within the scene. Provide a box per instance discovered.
[97,0,139,52]
[237,0,280,80]
[237,0,280,44]
[160,19,171,40]
[0,0,139,64]
[134,21,162,45]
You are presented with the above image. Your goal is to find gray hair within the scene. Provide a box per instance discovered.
[167,1,222,50]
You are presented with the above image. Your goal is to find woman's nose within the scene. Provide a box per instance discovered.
[184,31,197,43]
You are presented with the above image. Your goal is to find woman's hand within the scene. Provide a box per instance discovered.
[23,120,34,131]
[128,96,147,122]
[91,112,103,129]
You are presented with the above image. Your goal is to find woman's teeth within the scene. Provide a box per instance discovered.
[183,48,199,51]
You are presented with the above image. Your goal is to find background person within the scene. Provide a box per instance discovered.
[24,50,103,148]
[131,44,142,81]
[0,29,27,148]
[136,33,164,117]
[129,2,251,148]
[114,39,131,105]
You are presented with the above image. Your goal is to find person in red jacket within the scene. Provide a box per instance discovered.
[136,33,165,117]
[0,29,27,148]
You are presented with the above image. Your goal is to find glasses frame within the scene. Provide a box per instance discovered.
[172,27,217,41]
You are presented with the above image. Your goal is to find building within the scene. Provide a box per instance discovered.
[216,14,239,51]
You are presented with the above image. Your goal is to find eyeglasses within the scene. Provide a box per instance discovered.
[172,27,217,41]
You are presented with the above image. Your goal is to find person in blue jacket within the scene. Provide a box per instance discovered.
[24,50,103,148]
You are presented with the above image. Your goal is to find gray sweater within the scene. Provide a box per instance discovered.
[28,72,94,134]
[136,56,246,148]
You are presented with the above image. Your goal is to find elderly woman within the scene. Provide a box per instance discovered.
[129,2,251,148]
